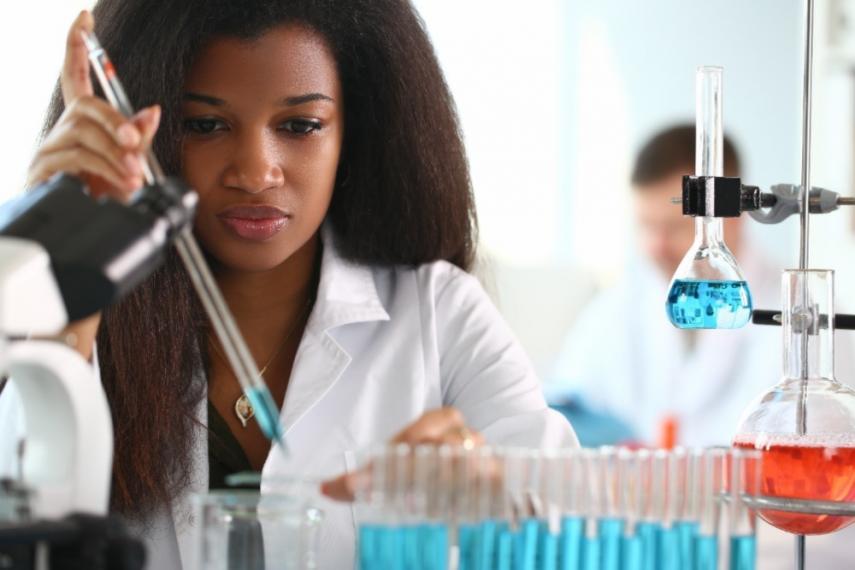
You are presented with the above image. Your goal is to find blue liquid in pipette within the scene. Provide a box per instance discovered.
[558,517,583,570]
[244,386,287,449]
[598,518,624,570]
[636,522,659,570]
[666,279,752,329]
[729,535,756,570]
[621,533,643,570]
[676,521,698,569]
[657,526,680,570]
[581,534,600,570]
[419,523,449,570]
[537,521,558,570]
[694,535,718,570]
[513,519,540,570]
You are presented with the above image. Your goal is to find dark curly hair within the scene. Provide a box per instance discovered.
[43,0,476,517]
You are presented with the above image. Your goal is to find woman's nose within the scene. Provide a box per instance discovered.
[221,135,285,194]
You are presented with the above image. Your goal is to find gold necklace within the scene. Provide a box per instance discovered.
[210,300,311,428]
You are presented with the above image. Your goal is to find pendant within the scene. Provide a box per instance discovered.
[234,393,255,428]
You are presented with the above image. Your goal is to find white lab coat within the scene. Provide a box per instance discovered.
[0,226,577,569]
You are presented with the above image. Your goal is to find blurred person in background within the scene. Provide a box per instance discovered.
[545,124,781,448]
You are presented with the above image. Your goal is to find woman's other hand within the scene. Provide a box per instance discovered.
[319,407,484,501]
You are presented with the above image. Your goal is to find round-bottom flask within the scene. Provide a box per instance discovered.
[733,269,855,535]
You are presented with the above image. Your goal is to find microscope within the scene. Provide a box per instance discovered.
[0,172,196,569]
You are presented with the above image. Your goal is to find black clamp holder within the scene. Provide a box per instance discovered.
[681,176,773,217]
[752,310,855,330]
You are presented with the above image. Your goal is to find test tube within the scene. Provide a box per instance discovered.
[81,31,287,449]
[654,450,680,570]
[413,445,449,570]
[532,451,559,570]
[456,447,480,570]
[474,447,499,570]
[619,448,644,570]
[557,449,585,570]
[728,448,761,570]
[695,448,725,570]
[634,450,658,570]
[597,447,625,570]
[357,445,388,570]
[580,449,601,570]
[675,448,702,570]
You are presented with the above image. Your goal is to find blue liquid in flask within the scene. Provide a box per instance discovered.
[694,535,718,570]
[666,279,752,329]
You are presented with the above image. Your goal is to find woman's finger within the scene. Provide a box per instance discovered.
[63,97,144,149]
[391,407,465,445]
[320,472,358,502]
[29,147,141,198]
[61,11,95,104]
[41,115,142,180]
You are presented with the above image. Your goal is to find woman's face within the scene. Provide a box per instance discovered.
[181,24,343,272]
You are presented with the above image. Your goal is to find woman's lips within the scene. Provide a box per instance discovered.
[216,205,289,241]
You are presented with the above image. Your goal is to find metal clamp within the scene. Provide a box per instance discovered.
[749,184,854,224]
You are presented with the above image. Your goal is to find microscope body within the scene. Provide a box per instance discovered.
[0,174,196,568]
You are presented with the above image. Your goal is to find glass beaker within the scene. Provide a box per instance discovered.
[193,490,323,570]
[733,269,855,534]
[666,66,752,329]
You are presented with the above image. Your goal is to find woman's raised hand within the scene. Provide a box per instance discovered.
[27,10,160,201]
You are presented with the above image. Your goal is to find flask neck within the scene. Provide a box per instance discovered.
[783,270,836,381]
[694,217,724,248]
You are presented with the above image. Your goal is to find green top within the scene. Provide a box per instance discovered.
[207,401,259,491]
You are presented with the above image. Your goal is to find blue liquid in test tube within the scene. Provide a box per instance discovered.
[558,517,584,570]
[359,524,380,570]
[657,525,680,570]
[621,533,643,570]
[512,519,540,570]
[666,279,752,329]
[729,536,756,570]
[676,521,699,569]
[598,518,624,570]
[402,525,419,569]
[476,520,497,570]
[419,523,449,570]
[459,523,478,570]
[581,534,600,570]
[635,522,659,570]
[496,522,513,570]
[537,521,558,570]
[694,535,718,570]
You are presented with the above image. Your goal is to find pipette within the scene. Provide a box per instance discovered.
[81,31,287,451]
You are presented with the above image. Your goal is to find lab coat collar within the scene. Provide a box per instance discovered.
[307,224,390,334]
[275,224,390,436]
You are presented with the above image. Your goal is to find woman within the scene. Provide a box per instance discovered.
[11,0,577,567]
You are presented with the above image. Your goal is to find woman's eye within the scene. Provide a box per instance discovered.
[183,118,227,135]
[279,119,322,135]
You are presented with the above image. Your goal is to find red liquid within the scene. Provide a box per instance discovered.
[734,440,855,534]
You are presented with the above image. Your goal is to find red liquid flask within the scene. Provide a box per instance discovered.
[733,437,855,534]
[734,270,855,535]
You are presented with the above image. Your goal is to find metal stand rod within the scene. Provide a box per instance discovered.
[795,0,814,567]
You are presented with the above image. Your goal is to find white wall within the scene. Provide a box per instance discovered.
[0,2,95,195]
